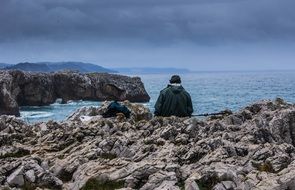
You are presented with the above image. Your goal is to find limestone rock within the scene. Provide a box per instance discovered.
[25,169,36,183]
[185,179,200,190]
[0,70,150,116]
[7,166,25,187]
[0,99,295,189]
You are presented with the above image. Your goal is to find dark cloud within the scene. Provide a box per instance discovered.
[1,0,295,44]
[1,0,295,70]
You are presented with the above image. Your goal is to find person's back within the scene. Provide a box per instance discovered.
[154,75,193,117]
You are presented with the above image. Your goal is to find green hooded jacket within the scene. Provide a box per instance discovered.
[154,85,193,117]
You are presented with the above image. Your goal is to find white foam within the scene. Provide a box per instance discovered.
[20,111,54,119]
[80,116,93,122]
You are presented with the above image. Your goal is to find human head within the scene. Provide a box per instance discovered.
[169,75,181,84]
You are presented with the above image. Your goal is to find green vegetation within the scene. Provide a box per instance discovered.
[100,153,117,160]
[176,179,214,190]
[252,161,275,173]
[0,148,30,159]
[258,162,275,173]
[82,178,125,190]
[196,174,220,190]
[197,182,211,190]
[197,181,216,190]
[88,72,98,76]
[176,180,185,190]
[23,181,36,190]
[58,169,74,182]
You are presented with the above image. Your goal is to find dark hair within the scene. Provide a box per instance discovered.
[170,75,181,84]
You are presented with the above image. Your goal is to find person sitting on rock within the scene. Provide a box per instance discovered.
[154,75,193,117]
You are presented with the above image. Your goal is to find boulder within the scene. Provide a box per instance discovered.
[7,166,25,187]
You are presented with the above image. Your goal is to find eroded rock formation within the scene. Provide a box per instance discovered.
[0,70,150,116]
[0,99,295,190]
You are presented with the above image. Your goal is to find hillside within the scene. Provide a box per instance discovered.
[3,62,117,73]
[0,63,11,68]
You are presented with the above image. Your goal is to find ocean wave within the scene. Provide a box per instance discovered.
[20,111,54,119]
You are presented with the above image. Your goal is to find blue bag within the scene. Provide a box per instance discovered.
[102,101,131,118]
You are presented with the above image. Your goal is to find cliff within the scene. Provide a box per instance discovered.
[0,99,295,190]
[0,70,150,116]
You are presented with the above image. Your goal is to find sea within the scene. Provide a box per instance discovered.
[20,70,295,123]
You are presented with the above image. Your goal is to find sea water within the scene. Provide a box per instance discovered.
[20,71,295,123]
[20,100,100,123]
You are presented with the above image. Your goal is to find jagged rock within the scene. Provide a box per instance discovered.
[67,101,153,124]
[269,110,295,145]
[67,106,102,122]
[160,125,178,141]
[185,179,200,190]
[0,115,32,147]
[0,99,295,189]
[140,171,178,190]
[221,181,236,189]
[0,70,150,116]
[38,172,63,189]
[212,183,226,190]
[25,169,36,183]
[0,72,20,116]
[7,166,25,187]
[153,180,180,190]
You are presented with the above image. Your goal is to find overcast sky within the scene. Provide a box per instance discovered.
[0,0,295,71]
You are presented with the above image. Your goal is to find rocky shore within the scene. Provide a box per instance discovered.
[0,70,150,116]
[0,98,295,190]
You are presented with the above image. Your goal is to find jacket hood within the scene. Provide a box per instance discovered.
[168,85,184,94]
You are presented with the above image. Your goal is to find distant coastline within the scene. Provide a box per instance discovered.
[0,63,12,68]
[113,67,192,74]
[2,62,294,75]
[1,62,117,73]
[0,62,193,74]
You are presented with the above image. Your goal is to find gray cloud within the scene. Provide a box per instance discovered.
[1,0,295,70]
[1,0,295,44]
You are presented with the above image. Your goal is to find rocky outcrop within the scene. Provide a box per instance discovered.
[0,99,295,190]
[0,70,150,116]
[0,72,20,116]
